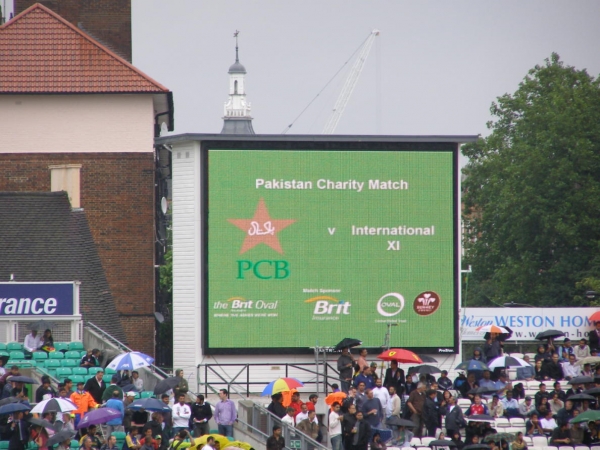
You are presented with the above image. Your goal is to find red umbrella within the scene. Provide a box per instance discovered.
[590,311,600,323]
[377,348,423,364]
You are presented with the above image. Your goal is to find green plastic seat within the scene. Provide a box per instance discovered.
[54,343,69,352]
[70,375,85,384]
[56,367,72,377]
[70,440,79,449]
[68,342,85,351]
[7,342,22,351]
[88,367,103,375]
[80,351,87,358]
[32,352,47,360]
[72,367,87,375]
[49,352,64,359]
[140,391,154,398]
[0,343,7,351]
[9,351,25,360]
[105,368,117,375]
[65,351,80,359]
[0,351,9,358]
[45,360,61,369]
[102,374,113,383]
[0,442,9,449]
[62,359,78,367]
[112,432,126,440]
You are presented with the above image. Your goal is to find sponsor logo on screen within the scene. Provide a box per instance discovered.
[413,291,441,316]
[376,293,405,317]
[305,296,351,316]
[213,297,279,310]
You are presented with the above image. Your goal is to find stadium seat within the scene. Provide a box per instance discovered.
[80,351,87,358]
[591,447,600,450]
[56,368,72,377]
[532,436,548,447]
[102,374,113,383]
[421,438,435,446]
[112,432,126,440]
[9,351,25,360]
[495,418,510,427]
[70,440,79,450]
[0,442,9,449]
[0,351,9,358]
[543,446,559,450]
[32,352,47,360]
[88,367,103,375]
[68,342,85,351]
[54,343,69,352]
[410,438,422,447]
[72,367,87,376]
[7,342,22,351]
[557,447,573,450]
[0,343,6,351]
[45,360,61,369]
[65,351,80,359]
[575,446,590,450]
[510,417,526,427]
[140,391,154,398]
[70,375,85,384]
[62,359,78,367]
[49,352,64,359]
[105,368,117,375]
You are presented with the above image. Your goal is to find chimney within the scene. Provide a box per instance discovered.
[49,164,82,208]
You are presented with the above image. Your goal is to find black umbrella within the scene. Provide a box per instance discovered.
[485,433,516,443]
[429,441,457,447]
[466,414,495,423]
[567,393,595,401]
[153,376,182,395]
[464,445,492,450]
[468,386,499,395]
[484,326,513,342]
[385,416,416,427]
[585,387,600,395]
[535,330,565,340]
[27,417,59,431]
[568,376,594,385]
[0,397,20,407]
[47,430,76,447]
[120,384,136,393]
[418,355,438,363]
[28,320,56,331]
[334,338,362,351]
[9,376,38,384]
[408,364,441,375]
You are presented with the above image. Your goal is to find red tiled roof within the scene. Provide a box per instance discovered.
[0,3,169,94]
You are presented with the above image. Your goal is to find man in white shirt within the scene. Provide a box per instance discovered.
[329,402,342,450]
[540,410,558,435]
[561,354,581,380]
[171,393,192,435]
[23,330,42,354]
[372,378,390,418]
[203,436,216,450]
[295,403,309,424]
[387,386,402,444]
[282,407,296,427]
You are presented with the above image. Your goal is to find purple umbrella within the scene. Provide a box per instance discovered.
[76,408,122,429]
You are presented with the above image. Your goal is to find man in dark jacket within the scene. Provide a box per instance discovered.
[83,370,106,404]
[191,394,212,437]
[541,354,564,380]
[423,389,443,437]
[266,425,285,450]
[267,393,287,418]
[444,396,466,437]
[7,411,28,450]
[349,411,371,450]
[337,347,355,393]
[384,361,405,395]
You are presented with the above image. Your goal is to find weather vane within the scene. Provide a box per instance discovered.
[234,30,240,62]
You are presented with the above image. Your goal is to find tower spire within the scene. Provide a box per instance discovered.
[234,30,239,62]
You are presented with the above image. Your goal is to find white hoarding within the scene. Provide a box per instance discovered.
[461,307,598,342]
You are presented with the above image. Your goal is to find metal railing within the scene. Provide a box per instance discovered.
[197,362,342,398]
[86,322,170,378]
[236,399,328,450]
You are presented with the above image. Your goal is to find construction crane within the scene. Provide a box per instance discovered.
[322,29,379,134]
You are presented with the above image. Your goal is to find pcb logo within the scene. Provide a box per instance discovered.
[413,291,441,316]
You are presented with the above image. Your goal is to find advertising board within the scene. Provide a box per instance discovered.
[461,307,597,341]
[205,147,459,354]
[0,282,75,316]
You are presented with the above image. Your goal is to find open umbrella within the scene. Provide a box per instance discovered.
[535,330,565,340]
[570,409,600,423]
[261,378,304,396]
[27,417,59,431]
[0,402,30,415]
[383,416,416,427]
[568,376,594,385]
[585,387,600,395]
[9,376,37,384]
[455,360,490,371]
[47,430,76,447]
[127,397,171,412]
[575,356,600,367]
[484,326,513,342]
[334,338,362,351]
[153,376,182,395]
[567,393,595,401]
[223,442,254,450]
[107,351,154,371]
[589,311,600,323]
[377,349,423,364]
[192,434,230,450]
[76,408,122,429]
[476,325,509,334]
[31,398,78,414]
[407,364,440,375]
[484,433,516,443]
[325,391,347,406]
[466,414,495,423]
[487,355,529,369]
[28,320,56,331]
[418,355,438,363]
[0,397,20,407]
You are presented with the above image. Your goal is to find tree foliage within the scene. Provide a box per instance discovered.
[462,54,600,307]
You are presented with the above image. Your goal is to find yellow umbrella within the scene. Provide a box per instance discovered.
[224,442,254,450]
[191,435,230,450]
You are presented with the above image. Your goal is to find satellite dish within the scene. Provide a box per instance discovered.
[160,197,168,215]
[154,312,165,324]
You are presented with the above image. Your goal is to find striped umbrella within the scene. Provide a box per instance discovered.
[261,378,303,396]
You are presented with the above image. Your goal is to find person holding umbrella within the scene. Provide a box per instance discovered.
[8,410,29,450]
[338,347,355,394]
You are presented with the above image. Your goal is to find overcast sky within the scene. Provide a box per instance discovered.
[129,1,600,142]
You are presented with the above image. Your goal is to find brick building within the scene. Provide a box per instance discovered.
[0,4,173,355]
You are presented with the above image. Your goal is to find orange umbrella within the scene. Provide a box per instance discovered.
[325,391,347,411]
[590,311,600,323]
[282,388,298,407]
[377,348,423,364]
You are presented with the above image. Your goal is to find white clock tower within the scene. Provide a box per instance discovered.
[221,31,255,134]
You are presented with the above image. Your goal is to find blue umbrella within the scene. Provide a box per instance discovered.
[76,408,122,429]
[455,360,490,371]
[0,402,30,415]
[107,352,154,371]
[126,397,171,412]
